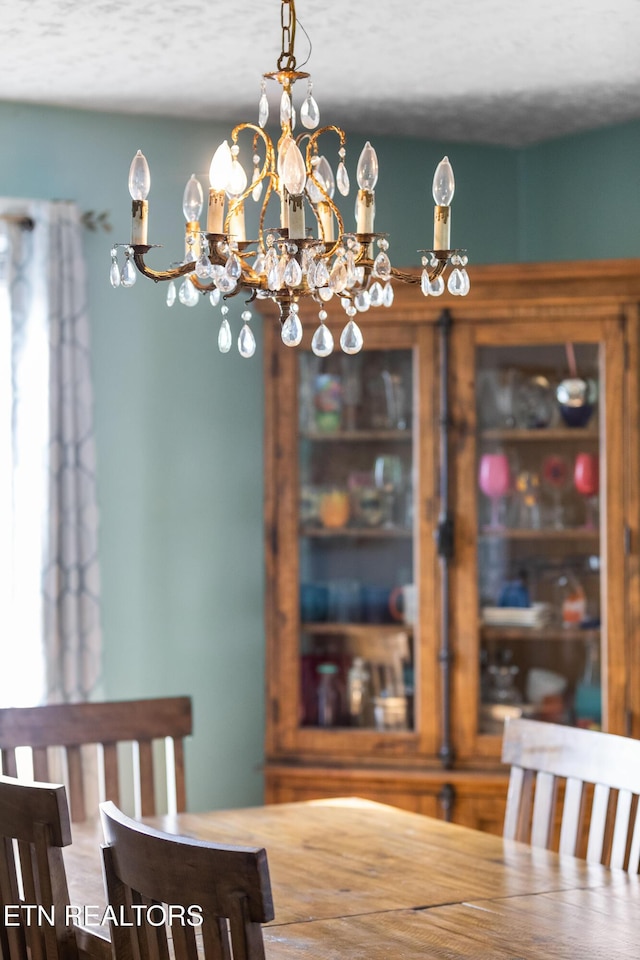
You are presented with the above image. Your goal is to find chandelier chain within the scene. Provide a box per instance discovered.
[278,0,297,72]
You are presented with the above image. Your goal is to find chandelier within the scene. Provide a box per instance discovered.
[109,0,469,358]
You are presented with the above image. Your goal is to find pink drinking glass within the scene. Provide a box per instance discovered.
[479,453,511,530]
[574,452,599,529]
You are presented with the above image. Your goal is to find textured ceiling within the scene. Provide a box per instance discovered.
[2,0,640,147]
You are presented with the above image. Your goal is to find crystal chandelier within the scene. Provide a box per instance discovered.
[109,0,469,358]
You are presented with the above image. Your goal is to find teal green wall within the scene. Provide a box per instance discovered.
[3,97,637,811]
[518,120,640,261]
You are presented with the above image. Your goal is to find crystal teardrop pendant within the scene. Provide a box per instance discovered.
[336,161,350,197]
[329,260,348,293]
[283,257,303,288]
[459,268,470,295]
[258,83,269,128]
[179,277,199,306]
[340,319,364,355]
[225,253,242,279]
[216,273,237,295]
[382,281,394,307]
[314,260,330,287]
[281,310,303,347]
[209,288,221,306]
[429,275,445,296]
[354,290,371,312]
[447,267,464,295]
[166,280,176,306]
[195,253,211,279]
[369,281,384,307]
[311,322,334,357]
[218,318,232,353]
[301,82,320,129]
[109,259,121,288]
[318,286,334,302]
[238,323,257,358]
[372,251,391,280]
[420,269,430,297]
[121,257,137,288]
[267,263,282,291]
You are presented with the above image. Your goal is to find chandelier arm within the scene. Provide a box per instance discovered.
[131,248,197,283]
[224,123,276,236]
[258,178,278,253]
[302,125,347,259]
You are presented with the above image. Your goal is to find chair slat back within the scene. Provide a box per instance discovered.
[0,775,77,960]
[100,802,274,960]
[502,717,640,871]
[0,698,192,822]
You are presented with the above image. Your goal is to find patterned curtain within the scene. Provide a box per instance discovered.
[0,199,101,707]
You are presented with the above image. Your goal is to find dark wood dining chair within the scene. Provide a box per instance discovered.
[0,774,78,960]
[0,697,192,822]
[100,800,274,960]
[502,716,640,871]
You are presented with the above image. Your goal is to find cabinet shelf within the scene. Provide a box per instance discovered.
[479,528,599,541]
[301,429,412,443]
[301,623,413,636]
[481,625,600,643]
[480,428,599,442]
[300,526,413,539]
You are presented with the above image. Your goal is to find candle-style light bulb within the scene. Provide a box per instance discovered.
[128,150,150,200]
[356,142,378,192]
[317,156,335,200]
[209,141,233,192]
[282,141,307,196]
[182,174,203,223]
[227,159,248,199]
[432,156,455,250]
[432,156,455,206]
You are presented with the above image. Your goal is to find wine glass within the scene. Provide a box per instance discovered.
[374,455,403,527]
[541,454,571,529]
[574,452,599,529]
[478,453,511,530]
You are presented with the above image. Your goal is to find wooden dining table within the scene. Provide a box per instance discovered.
[66,796,640,959]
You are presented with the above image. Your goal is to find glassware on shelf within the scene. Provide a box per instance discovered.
[574,452,599,529]
[381,369,407,430]
[374,454,404,527]
[347,657,371,726]
[316,663,341,727]
[555,571,587,628]
[486,663,523,706]
[478,453,511,530]
[541,454,571,529]
[319,488,351,528]
[514,374,555,429]
[514,469,541,529]
[556,376,597,428]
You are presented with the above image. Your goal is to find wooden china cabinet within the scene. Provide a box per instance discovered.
[263,259,640,835]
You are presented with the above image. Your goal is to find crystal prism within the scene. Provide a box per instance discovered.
[218,318,232,353]
[209,288,221,306]
[336,161,350,197]
[340,319,364,355]
[372,251,391,280]
[281,311,303,347]
[251,169,263,202]
[311,323,334,357]
[238,323,257,358]
[280,90,292,124]
[216,273,237,294]
[420,269,430,297]
[369,281,384,307]
[329,260,348,293]
[318,286,334,302]
[447,267,464,295]
[258,91,269,128]
[301,93,320,129]
[166,280,176,307]
[121,258,137,287]
[382,281,394,307]
[459,268,470,295]
[109,260,121,288]
[283,258,303,288]
[178,278,199,306]
[252,253,266,276]
[225,253,242,279]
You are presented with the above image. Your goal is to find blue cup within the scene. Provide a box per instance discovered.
[300,583,329,622]
[362,585,392,623]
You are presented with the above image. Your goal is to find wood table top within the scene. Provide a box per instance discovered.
[65,797,640,959]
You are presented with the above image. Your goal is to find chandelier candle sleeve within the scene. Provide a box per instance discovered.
[113,0,469,358]
[128,150,150,245]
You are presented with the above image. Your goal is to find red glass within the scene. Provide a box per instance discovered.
[479,453,511,529]
[574,452,599,529]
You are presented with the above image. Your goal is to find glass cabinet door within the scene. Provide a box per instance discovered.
[297,347,416,735]
[452,314,627,759]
